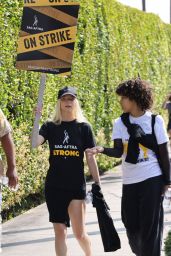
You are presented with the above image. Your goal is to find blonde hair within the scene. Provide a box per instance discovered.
[51,98,88,124]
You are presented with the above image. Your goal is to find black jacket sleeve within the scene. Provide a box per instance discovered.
[158,143,171,185]
[102,139,123,158]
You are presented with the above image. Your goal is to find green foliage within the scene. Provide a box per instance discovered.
[1,0,171,217]
[2,123,49,215]
[165,231,171,256]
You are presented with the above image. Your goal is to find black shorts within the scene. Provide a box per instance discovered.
[44,187,86,227]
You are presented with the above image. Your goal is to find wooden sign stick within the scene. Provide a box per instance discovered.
[31,73,46,149]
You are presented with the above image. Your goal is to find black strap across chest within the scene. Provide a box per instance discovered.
[120,112,159,164]
[121,112,157,135]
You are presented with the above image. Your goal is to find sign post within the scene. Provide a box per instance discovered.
[31,73,46,148]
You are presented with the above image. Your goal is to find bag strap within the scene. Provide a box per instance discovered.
[120,113,130,129]
[151,114,157,136]
[121,113,158,137]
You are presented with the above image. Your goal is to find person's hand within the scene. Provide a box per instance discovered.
[162,185,171,196]
[33,105,43,117]
[86,146,104,156]
[6,167,18,189]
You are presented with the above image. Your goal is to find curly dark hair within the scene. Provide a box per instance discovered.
[115,79,153,111]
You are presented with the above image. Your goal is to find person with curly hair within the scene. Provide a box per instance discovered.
[86,79,171,256]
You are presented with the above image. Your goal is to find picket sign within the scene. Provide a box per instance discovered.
[16,1,80,148]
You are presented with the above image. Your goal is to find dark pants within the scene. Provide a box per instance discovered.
[121,176,164,256]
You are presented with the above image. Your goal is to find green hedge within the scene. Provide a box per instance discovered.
[165,231,171,256]
[1,0,171,218]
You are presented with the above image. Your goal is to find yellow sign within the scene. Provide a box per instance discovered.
[16,1,80,75]
[17,26,77,53]
[24,0,80,7]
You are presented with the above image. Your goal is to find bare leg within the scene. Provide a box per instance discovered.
[53,223,68,256]
[68,200,92,256]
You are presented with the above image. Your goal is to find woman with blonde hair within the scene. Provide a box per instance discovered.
[35,86,100,256]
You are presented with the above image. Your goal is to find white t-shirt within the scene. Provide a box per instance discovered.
[112,111,169,184]
[0,109,11,138]
[0,109,11,176]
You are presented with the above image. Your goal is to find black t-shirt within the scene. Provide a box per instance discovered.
[39,120,96,190]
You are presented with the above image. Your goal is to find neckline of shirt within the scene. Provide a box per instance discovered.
[61,119,77,125]
[130,111,152,120]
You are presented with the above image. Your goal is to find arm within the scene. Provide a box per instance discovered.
[85,152,101,185]
[0,157,4,176]
[158,142,171,193]
[0,133,18,188]
[34,134,45,147]
[102,139,123,157]
[87,139,123,158]
[162,97,169,109]
[31,106,45,147]
[154,115,171,192]
[162,101,167,109]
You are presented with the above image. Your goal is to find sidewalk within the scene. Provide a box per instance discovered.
[1,167,171,256]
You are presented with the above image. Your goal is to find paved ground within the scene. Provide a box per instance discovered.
[1,167,171,256]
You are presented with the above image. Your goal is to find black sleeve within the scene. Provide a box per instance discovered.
[158,143,171,185]
[102,139,123,158]
[82,123,96,150]
[39,122,49,142]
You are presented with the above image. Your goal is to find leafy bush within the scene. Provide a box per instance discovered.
[1,123,49,220]
[165,231,171,256]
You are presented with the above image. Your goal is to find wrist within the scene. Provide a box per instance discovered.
[7,165,16,172]
[94,181,101,186]
[100,147,104,153]
[103,147,108,154]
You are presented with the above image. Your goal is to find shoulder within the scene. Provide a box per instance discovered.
[79,122,91,128]
[42,121,57,127]
[40,121,58,131]
[112,117,125,133]
[145,112,165,125]
[154,114,165,124]
[166,102,171,107]
[39,121,59,139]
[113,117,123,126]
[153,114,167,131]
[0,109,11,137]
[78,122,93,132]
[153,114,168,143]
